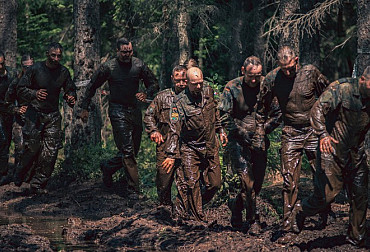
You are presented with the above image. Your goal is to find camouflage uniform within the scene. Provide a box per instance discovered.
[82,57,158,193]
[143,88,180,205]
[219,76,281,225]
[255,64,329,231]
[167,84,225,221]
[300,78,369,246]
[0,66,17,178]
[15,61,77,190]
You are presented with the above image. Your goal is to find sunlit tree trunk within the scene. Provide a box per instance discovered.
[279,0,299,52]
[160,0,171,90]
[177,0,191,65]
[0,0,17,68]
[64,0,102,158]
[356,0,370,76]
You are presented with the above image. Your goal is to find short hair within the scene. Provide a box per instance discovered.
[47,42,63,52]
[277,46,296,64]
[184,58,198,69]
[0,50,4,58]
[362,66,370,79]
[172,65,187,75]
[116,37,130,49]
[243,56,261,68]
[21,53,32,64]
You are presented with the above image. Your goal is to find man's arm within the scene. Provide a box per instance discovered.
[264,97,282,134]
[140,63,159,99]
[63,69,77,108]
[313,66,330,97]
[143,96,164,144]
[218,86,238,132]
[17,68,38,103]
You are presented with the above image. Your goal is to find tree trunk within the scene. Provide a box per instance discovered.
[160,0,171,90]
[64,0,102,158]
[279,0,299,53]
[356,0,370,76]
[177,0,191,65]
[0,0,17,68]
[228,0,245,79]
[299,0,320,67]
[252,0,265,71]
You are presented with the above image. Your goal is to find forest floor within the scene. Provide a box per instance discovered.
[0,174,370,251]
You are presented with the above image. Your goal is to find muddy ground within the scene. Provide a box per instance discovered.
[0,176,370,252]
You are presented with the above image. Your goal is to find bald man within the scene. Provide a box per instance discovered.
[166,67,227,221]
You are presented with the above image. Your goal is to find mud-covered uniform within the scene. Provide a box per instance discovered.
[219,76,281,224]
[143,88,180,205]
[167,84,225,221]
[0,67,17,177]
[81,57,158,192]
[300,78,369,246]
[255,64,329,231]
[15,61,76,189]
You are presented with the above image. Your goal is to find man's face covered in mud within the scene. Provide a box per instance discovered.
[172,70,187,93]
[117,43,133,63]
[279,57,298,79]
[242,64,262,88]
[46,48,62,69]
[187,67,204,98]
[359,75,370,99]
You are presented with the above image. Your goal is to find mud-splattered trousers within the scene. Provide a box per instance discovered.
[143,88,178,205]
[0,67,17,177]
[16,61,77,189]
[255,65,329,231]
[167,85,225,221]
[219,76,281,222]
[301,78,370,246]
[81,57,159,193]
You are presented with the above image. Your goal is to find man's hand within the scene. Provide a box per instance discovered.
[150,131,164,145]
[80,109,89,123]
[219,132,228,147]
[135,92,147,102]
[251,133,265,151]
[18,106,28,114]
[65,95,76,107]
[162,158,175,174]
[320,136,339,154]
[36,89,48,101]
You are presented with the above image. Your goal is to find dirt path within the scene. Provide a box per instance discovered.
[0,179,369,251]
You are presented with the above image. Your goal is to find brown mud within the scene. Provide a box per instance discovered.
[0,176,369,251]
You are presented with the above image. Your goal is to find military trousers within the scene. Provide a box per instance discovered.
[280,125,318,231]
[302,144,368,246]
[174,144,221,221]
[0,114,13,177]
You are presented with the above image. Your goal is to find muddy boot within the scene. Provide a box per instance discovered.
[228,198,243,229]
[100,161,113,188]
[317,208,336,229]
[0,175,12,186]
[292,211,306,234]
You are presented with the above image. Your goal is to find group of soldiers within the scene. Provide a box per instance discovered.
[0,38,369,248]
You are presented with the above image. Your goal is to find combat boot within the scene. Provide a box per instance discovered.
[100,161,113,188]
[228,198,243,229]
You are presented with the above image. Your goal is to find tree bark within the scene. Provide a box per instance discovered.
[252,0,265,71]
[177,0,191,65]
[299,0,320,67]
[356,0,370,76]
[160,0,171,90]
[279,0,299,53]
[64,0,102,158]
[0,0,17,68]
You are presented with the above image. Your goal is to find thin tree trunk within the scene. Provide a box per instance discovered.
[160,0,171,90]
[0,0,17,68]
[177,0,191,65]
[356,0,370,76]
[64,0,102,158]
[279,0,299,53]
[299,0,320,67]
[252,0,265,71]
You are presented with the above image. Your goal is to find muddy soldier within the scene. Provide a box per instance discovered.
[293,67,370,248]
[0,54,33,186]
[166,67,228,221]
[253,46,330,242]
[0,51,17,184]
[219,56,281,231]
[143,65,187,206]
[14,43,76,194]
[80,37,159,199]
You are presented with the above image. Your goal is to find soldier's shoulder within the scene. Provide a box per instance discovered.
[156,88,173,97]
[132,57,145,68]
[225,76,243,89]
[264,67,280,84]
[301,64,318,71]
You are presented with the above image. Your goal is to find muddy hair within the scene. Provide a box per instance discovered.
[116,37,130,49]
[277,46,296,64]
[243,56,261,68]
[47,42,63,52]
[362,66,370,79]
[172,65,187,75]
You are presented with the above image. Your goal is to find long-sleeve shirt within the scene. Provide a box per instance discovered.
[310,77,370,148]
[81,57,158,109]
[166,84,225,158]
[0,66,17,114]
[17,61,76,113]
[218,76,281,141]
[256,64,329,134]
